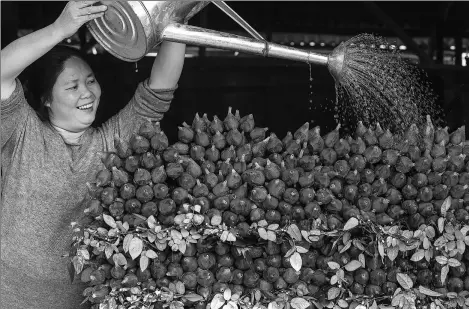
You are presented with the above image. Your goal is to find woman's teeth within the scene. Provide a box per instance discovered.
[78,103,93,110]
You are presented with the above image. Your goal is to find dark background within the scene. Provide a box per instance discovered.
[2,1,468,142]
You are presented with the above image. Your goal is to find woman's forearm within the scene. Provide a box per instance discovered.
[148,41,186,90]
[1,23,66,86]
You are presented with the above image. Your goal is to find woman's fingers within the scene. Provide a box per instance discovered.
[77,5,108,17]
[75,1,101,9]
[84,12,106,21]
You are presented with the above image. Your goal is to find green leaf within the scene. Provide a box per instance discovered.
[458,240,466,254]
[358,253,365,267]
[339,240,352,254]
[344,260,362,272]
[285,247,296,258]
[171,230,183,240]
[353,239,365,251]
[296,246,308,254]
[211,294,225,309]
[105,245,113,259]
[418,286,442,297]
[391,294,404,307]
[387,246,399,261]
[268,302,280,309]
[181,229,190,238]
[287,224,302,241]
[226,232,236,242]
[425,226,436,239]
[123,234,133,253]
[267,231,276,242]
[255,289,261,301]
[337,269,345,281]
[129,237,143,260]
[410,249,425,262]
[72,255,84,274]
[441,196,452,217]
[327,261,341,270]
[343,232,351,245]
[441,265,449,284]
[425,249,432,262]
[183,294,204,302]
[140,255,149,272]
[290,252,302,271]
[337,300,348,308]
[224,289,232,301]
[145,249,157,259]
[179,241,187,254]
[396,273,413,290]
[103,213,117,228]
[423,237,430,249]
[147,215,157,229]
[447,258,461,267]
[211,214,222,226]
[435,256,448,265]
[438,218,445,234]
[176,281,185,295]
[461,225,469,236]
[378,241,385,259]
[107,297,117,309]
[290,298,310,309]
[327,287,340,300]
[268,224,279,230]
[258,228,268,240]
[343,217,359,231]
[78,248,90,260]
[156,241,167,251]
[220,231,229,242]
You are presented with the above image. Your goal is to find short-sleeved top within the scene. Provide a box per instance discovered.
[1,78,177,309]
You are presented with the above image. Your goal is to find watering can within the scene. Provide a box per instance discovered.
[87,1,344,80]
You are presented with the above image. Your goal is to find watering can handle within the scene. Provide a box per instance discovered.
[211,1,265,41]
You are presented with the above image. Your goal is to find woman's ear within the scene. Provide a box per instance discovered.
[43,98,51,108]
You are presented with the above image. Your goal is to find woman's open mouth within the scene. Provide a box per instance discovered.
[77,103,93,110]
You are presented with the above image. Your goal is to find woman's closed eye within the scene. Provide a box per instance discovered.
[67,84,78,90]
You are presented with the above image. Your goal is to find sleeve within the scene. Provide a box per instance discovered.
[1,79,34,149]
[98,78,178,151]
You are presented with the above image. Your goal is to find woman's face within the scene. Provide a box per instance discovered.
[47,56,101,132]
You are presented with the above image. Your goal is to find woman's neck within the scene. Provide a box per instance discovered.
[51,124,86,144]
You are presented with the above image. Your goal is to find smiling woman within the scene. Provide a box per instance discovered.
[0,1,187,309]
[48,54,101,134]
[21,45,103,142]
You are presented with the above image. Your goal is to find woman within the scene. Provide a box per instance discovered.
[1,2,186,308]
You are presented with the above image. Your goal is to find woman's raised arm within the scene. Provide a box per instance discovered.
[148,41,187,90]
[0,1,107,99]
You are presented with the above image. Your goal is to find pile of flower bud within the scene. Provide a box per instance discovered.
[69,108,469,309]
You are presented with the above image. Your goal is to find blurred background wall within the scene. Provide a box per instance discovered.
[2,1,468,142]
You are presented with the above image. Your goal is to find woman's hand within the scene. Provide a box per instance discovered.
[52,1,108,40]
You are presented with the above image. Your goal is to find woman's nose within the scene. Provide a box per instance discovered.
[81,85,94,100]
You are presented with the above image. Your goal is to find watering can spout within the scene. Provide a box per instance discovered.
[161,23,329,66]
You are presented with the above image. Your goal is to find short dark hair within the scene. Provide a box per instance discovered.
[20,45,88,122]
